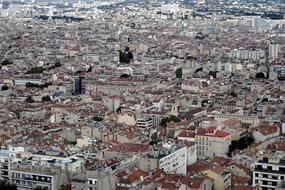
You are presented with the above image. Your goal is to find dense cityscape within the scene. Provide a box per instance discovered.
[0,0,285,190]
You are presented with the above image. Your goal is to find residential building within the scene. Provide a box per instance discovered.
[195,126,231,160]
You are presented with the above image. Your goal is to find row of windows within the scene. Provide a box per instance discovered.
[12,179,50,188]
[197,146,208,151]
[254,179,278,186]
[256,165,285,172]
[197,141,212,146]
[11,173,52,182]
[216,115,256,122]
[255,173,285,180]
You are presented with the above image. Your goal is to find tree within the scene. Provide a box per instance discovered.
[26,82,52,89]
[261,98,268,102]
[229,90,237,97]
[25,96,34,103]
[86,66,92,72]
[195,67,203,73]
[0,181,17,190]
[118,50,130,64]
[209,71,218,78]
[42,95,51,102]
[118,47,134,64]
[256,72,266,79]
[159,115,181,127]
[93,116,103,122]
[26,67,44,74]
[1,59,12,66]
[120,74,130,78]
[175,68,182,78]
[201,100,209,107]
[54,60,62,67]
[1,85,8,91]
[228,133,255,157]
[278,76,285,81]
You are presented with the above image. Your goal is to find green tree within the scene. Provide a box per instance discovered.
[118,50,130,64]
[120,73,130,78]
[0,181,17,190]
[1,85,9,91]
[27,67,44,74]
[228,133,255,157]
[25,96,34,103]
[256,72,266,79]
[42,95,51,102]
[93,116,103,122]
[2,59,13,66]
[209,71,218,78]
[195,67,203,73]
[118,47,134,64]
[175,68,182,78]
[159,115,181,127]
[54,60,62,67]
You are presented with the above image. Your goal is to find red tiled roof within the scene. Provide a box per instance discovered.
[161,182,178,189]
[231,175,251,185]
[187,161,210,175]
[107,143,149,153]
[210,156,231,167]
[177,130,195,138]
[196,127,230,138]
[258,123,278,136]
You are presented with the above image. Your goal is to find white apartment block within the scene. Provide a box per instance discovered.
[10,166,58,190]
[229,48,265,61]
[141,143,187,175]
[253,153,285,190]
[195,127,231,160]
[136,117,153,129]
[269,43,281,60]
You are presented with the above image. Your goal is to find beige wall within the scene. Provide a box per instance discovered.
[202,170,225,190]
[117,113,136,126]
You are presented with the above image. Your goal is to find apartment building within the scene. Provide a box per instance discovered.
[140,143,187,175]
[202,164,231,190]
[253,152,285,190]
[136,117,153,129]
[214,114,260,127]
[72,156,139,190]
[0,146,25,181]
[195,126,231,160]
[10,163,63,190]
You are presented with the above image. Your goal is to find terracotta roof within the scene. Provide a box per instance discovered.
[187,161,210,175]
[177,130,195,138]
[231,175,251,185]
[188,177,206,188]
[161,182,178,189]
[223,119,241,128]
[210,156,231,167]
[107,143,149,153]
[258,123,278,136]
[196,127,230,138]
[127,168,148,183]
